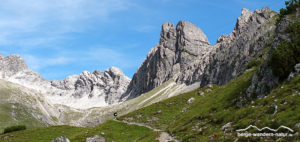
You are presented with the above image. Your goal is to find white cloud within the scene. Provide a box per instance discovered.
[23,54,73,71]
[0,0,133,47]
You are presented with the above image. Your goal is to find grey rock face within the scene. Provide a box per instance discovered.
[246,16,292,98]
[121,8,276,101]
[86,135,106,142]
[200,8,276,87]
[52,136,70,142]
[121,20,212,100]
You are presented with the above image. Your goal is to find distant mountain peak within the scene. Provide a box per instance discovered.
[0,53,130,109]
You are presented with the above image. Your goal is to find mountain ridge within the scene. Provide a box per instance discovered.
[121,7,277,101]
[0,54,130,108]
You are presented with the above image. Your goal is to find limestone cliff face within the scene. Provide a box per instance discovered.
[246,15,292,98]
[200,8,276,87]
[121,8,277,101]
[0,54,130,108]
[121,21,211,100]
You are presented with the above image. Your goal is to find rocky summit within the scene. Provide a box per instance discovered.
[0,54,130,109]
[121,8,276,101]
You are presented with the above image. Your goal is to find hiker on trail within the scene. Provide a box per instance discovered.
[114,112,118,120]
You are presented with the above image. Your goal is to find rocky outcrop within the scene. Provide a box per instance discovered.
[246,15,292,98]
[121,8,276,101]
[0,54,130,108]
[120,20,212,100]
[200,8,276,87]
[51,136,70,142]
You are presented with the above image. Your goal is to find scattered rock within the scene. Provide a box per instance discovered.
[51,136,70,142]
[295,63,300,74]
[295,122,300,128]
[157,110,162,114]
[267,104,278,114]
[187,97,195,104]
[86,135,106,142]
[181,107,187,112]
[207,84,213,88]
[221,122,232,131]
[289,63,300,81]
[198,128,203,134]
[100,132,105,135]
[198,91,204,96]
[205,89,212,93]
[288,72,295,81]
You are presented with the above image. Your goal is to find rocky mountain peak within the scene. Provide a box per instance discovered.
[106,66,126,77]
[121,20,212,101]
[176,21,210,46]
[160,22,177,51]
[176,21,210,56]
[217,7,275,43]
[235,8,253,30]
[50,68,131,106]
[0,54,28,78]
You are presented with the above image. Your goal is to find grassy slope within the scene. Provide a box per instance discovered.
[0,120,159,142]
[0,80,48,133]
[84,79,178,124]
[120,68,300,141]
[1,67,299,141]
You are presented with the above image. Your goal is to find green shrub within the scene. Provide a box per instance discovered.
[3,125,26,134]
[246,60,261,69]
[276,0,300,24]
[270,15,300,81]
[269,41,300,81]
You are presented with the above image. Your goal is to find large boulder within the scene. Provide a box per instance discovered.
[86,135,106,142]
[51,136,70,142]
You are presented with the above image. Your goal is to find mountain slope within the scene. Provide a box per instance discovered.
[0,79,57,131]
[2,66,298,141]
[120,68,300,141]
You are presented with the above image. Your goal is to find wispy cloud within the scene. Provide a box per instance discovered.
[0,0,133,47]
[73,46,140,69]
[23,54,73,71]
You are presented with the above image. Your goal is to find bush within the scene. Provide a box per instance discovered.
[3,125,26,134]
[246,60,261,69]
[276,0,300,24]
[270,10,300,81]
[269,41,300,81]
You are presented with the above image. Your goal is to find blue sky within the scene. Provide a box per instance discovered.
[0,0,285,80]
